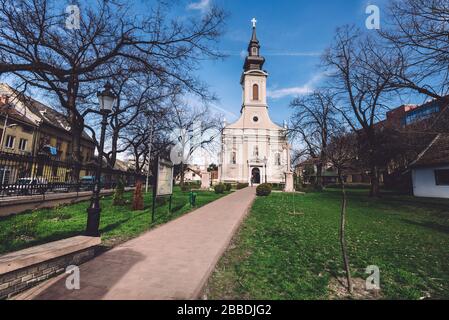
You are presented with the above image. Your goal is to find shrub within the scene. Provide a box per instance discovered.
[224,183,232,191]
[214,183,225,194]
[237,183,249,190]
[132,181,144,210]
[181,184,192,192]
[270,183,285,191]
[113,178,125,206]
[256,183,272,196]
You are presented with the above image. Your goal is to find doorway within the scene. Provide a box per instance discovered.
[251,167,261,185]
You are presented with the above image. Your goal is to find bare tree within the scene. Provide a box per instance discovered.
[327,129,358,294]
[380,0,449,99]
[289,90,338,190]
[323,26,399,197]
[0,0,225,179]
[169,102,222,186]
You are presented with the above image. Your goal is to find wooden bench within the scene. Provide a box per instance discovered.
[0,236,100,299]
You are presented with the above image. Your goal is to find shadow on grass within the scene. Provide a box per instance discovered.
[400,219,449,235]
[100,211,147,234]
[1,230,83,255]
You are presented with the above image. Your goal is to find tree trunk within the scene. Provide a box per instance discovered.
[109,128,119,168]
[369,165,380,197]
[70,116,83,183]
[180,161,185,187]
[67,78,82,183]
[316,162,323,191]
[339,172,353,294]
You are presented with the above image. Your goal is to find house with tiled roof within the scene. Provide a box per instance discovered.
[0,83,96,183]
[0,83,95,162]
[410,134,449,198]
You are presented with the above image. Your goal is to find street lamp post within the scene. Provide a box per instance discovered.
[86,83,116,237]
[263,156,268,183]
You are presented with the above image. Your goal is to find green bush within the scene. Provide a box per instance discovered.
[214,183,225,194]
[270,183,285,191]
[224,183,232,191]
[181,184,192,192]
[113,178,125,206]
[237,183,249,190]
[256,183,272,196]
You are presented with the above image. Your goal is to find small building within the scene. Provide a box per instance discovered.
[410,134,449,199]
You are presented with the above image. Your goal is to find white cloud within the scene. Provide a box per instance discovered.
[267,73,324,99]
[267,86,312,99]
[187,0,210,13]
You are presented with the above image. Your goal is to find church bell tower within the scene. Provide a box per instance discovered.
[241,18,268,111]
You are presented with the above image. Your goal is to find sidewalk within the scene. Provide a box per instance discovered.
[15,187,256,300]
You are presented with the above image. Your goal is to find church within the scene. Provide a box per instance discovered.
[219,19,292,187]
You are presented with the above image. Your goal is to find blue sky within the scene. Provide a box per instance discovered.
[2,0,396,125]
[184,0,391,124]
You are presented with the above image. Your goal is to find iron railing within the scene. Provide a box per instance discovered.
[0,150,143,198]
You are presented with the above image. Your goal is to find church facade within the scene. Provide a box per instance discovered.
[219,20,291,185]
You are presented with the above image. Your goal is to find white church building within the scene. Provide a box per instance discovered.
[219,20,292,186]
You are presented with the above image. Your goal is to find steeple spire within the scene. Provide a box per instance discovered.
[244,18,265,71]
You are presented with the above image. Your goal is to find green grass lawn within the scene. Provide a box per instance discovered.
[205,189,449,300]
[0,187,230,255]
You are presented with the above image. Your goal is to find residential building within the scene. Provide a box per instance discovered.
[0,83,96,183]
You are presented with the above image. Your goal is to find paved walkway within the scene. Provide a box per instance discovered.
[15,187,256,300]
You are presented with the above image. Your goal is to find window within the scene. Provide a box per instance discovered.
[230,151,236,165]
[252,84,259,101]
[252,116,259,123]
[5,135,14,149]
[0,167,10,185]
[253,145,259,157]
[435,169,449,186]
[18,138,27,151]
[275,153,281,166]
[252,47,258,56]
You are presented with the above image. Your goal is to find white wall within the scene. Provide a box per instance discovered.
[412,166,449,199]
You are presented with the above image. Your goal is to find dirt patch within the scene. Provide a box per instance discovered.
[328,277,382,300]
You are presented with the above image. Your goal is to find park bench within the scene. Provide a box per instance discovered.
[0,236,100,299]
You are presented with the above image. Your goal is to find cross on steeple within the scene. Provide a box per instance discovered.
[251,18,257,28]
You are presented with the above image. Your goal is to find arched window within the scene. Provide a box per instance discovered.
[252,84,259,101]
[253,145,259,157]
[230,151,236,165]
[252,47,258,56]
[275,153,281,166]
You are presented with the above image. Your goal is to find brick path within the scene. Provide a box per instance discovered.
[15,187,256,300]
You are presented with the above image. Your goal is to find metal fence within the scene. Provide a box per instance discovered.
[0,151,143,198]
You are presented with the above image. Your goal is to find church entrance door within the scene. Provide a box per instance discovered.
[251,168,261,185]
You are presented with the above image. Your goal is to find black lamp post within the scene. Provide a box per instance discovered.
[86,83,116,237]
[263,156,268,183]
